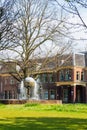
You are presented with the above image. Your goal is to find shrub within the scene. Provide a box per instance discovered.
[24,102,40,107]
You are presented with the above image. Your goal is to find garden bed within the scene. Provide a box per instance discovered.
[0,99,62,104]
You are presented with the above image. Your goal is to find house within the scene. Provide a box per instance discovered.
[0,52,87,103]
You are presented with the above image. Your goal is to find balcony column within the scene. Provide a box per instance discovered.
[71,85,76,103]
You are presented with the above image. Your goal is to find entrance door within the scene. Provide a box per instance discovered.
[4,91,8,99]
[77,89,80,103]
[63,89,68,103]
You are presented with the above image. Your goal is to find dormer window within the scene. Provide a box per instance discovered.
[61,60,64,65]
[10,78,14,85]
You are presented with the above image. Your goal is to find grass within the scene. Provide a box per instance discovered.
[0,103,87,130]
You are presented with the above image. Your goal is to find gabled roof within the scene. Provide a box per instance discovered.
[0,52,86,75]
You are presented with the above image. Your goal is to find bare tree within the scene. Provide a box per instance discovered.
[65,0,87,28]
[1,0,73,88]
[55,0,87,41]
[0,0,17,51]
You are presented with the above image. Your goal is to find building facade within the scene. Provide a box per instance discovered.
[0,52,87,103]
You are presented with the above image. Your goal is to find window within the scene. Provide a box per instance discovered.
[37,74,42,82]
[59,70,64,81]
[5,78,8,85]
[0,82,2,92]
[63,89,68,102]
[65,69,72,81]
[4,91,8,99]
[42,74,48,83]
[9,91,12,99]
[65,71,69,81]
[61,60,65,65]
[81,72,84,81]
[44,91,48,99]
[59,69,72,81]
[50,90,55,99]
[49,73,54,82]
[10,78,14,85]
[12,91,15,99]
[76,71,80,80]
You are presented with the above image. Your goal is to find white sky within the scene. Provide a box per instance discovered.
[1,0,87,57]
[68,11,87,52]
[57,0,87,52]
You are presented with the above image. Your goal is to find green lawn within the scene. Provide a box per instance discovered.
[0,103,87,130]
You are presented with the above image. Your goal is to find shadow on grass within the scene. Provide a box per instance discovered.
[0,117,87,130]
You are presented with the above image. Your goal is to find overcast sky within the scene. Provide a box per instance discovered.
[57,0,87,52]
[1,0,87,54]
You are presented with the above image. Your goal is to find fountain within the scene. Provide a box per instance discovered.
[25,77,40,100]
[19,77,41,100]
[31,80,40,100]
[19,80,27,99]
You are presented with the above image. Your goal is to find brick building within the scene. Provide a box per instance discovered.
[0,52,87,103]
